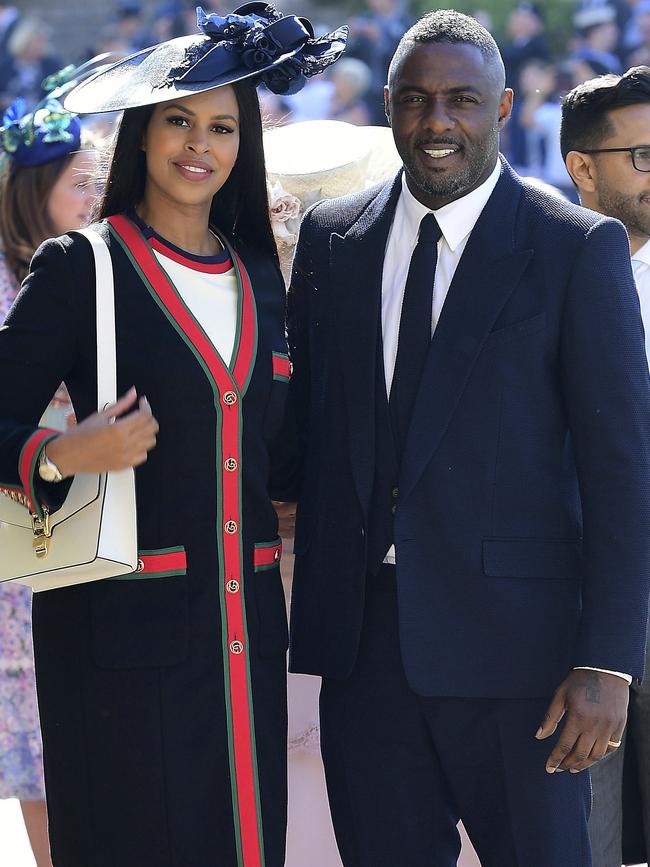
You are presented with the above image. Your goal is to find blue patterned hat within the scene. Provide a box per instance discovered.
[0,97,81,169]
[64,3,348,113]
[0,55,117,169]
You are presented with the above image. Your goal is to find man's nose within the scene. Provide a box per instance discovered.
[422,99,455,133]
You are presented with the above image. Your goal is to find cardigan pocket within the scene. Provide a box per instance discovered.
[109,546,187,580]
[90,546,189,669]
[252,538,288,657]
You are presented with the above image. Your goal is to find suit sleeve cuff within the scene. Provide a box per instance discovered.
[574,666,633,685]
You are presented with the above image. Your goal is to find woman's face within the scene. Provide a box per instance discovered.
[141,87,240,212]
[47,149,99,235]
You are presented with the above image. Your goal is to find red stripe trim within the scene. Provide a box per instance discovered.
[18,429,59,516]
[107,214,262,867]
[150,236,233,274]
[138,550,187,574]
[253,541,282,570]
[271,354,291,380]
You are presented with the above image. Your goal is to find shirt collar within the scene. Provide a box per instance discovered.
[632,238,650,268]
[399,160,502,252]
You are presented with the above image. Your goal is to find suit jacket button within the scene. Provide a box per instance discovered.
[391,504,397,515]
[392,487,399,499]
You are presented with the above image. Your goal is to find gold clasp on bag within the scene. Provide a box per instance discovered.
[31,510,51,559]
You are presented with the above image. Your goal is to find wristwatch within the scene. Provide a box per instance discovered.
[37,447,63,483]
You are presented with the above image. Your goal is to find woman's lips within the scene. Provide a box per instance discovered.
[174,161,214,182]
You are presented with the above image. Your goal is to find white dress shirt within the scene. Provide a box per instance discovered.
[632,238,650,363]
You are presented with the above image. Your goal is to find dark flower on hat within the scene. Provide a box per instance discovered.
[241,28,282,69]
[188,4,348,96]
[262,56,303,95]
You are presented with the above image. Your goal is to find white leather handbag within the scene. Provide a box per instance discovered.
[0,226,138,591]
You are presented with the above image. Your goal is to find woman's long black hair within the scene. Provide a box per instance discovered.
[94,79,278,262]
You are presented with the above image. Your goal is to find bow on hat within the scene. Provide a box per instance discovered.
[179,3,347,96]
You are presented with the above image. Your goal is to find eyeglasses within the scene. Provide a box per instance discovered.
[579,146,650,172]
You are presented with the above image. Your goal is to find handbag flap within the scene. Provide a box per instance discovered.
[0,472,102,529]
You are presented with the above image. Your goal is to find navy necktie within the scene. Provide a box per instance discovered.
[389,212,442,458]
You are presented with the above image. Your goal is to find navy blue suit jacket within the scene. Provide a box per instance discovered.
[275,161,650,698]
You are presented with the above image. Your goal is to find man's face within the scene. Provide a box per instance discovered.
[591,104,650,245]
[385,41,512,209]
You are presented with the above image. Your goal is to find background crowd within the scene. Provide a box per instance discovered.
[4,0,650,194]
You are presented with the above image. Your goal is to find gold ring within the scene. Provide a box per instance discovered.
[608,740,622,749]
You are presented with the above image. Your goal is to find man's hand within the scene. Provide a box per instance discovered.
[536,669,628,774]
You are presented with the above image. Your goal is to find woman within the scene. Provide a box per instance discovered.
[0,5,346,866]
[0,93,97,867]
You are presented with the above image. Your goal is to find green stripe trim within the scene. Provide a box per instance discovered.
[272,374,290,383]
[138,546,185,556]
[110,568,187,581]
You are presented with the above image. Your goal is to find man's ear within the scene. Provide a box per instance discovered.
[384,85,391,126]
[497,88,514,127]
[565,151,597,195]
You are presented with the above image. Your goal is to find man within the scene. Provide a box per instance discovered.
[275,11,650,866]
[562,66,650,867]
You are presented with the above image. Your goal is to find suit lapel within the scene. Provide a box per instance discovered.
[400,165,533,503]
[332,173,402,516]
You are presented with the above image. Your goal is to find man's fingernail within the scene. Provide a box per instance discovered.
[570,769,580,774]
[546,765,556,774]
[535,727,543,738]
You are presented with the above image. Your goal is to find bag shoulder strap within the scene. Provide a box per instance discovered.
[71,226,116,412]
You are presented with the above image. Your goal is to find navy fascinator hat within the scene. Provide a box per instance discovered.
[64,3,348,114]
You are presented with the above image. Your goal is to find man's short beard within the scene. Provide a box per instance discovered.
[403,132,499,203]
[406,160,477,200]
[598,183,650,242]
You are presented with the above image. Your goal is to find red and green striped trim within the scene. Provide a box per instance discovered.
[253,538,282,572]
[18,429,59,518]
[149,236,233,274]
[111,546,187,580]
[106,215,265,867]
[271,352,291,383]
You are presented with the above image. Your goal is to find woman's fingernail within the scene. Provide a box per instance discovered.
[535,727,543,738]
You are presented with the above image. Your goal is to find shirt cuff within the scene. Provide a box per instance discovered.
[574,666,632,685]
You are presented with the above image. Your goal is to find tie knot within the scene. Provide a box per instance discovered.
[418,213,442,247]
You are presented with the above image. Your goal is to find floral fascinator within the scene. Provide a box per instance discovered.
[0,55,116,168]
[64,3,348,114]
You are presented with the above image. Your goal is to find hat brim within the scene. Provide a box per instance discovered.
[64,34,301,114]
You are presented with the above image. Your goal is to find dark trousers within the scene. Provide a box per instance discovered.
[589,635,650,867]
[319,565,592,867]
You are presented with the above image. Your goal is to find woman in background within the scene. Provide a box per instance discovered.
[0,94,97,867]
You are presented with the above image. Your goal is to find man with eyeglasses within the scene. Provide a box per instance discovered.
[562,65,650,867]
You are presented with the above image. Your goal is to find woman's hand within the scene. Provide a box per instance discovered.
[45,387,159,477]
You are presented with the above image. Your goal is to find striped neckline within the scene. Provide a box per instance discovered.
[128,210,232,274]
